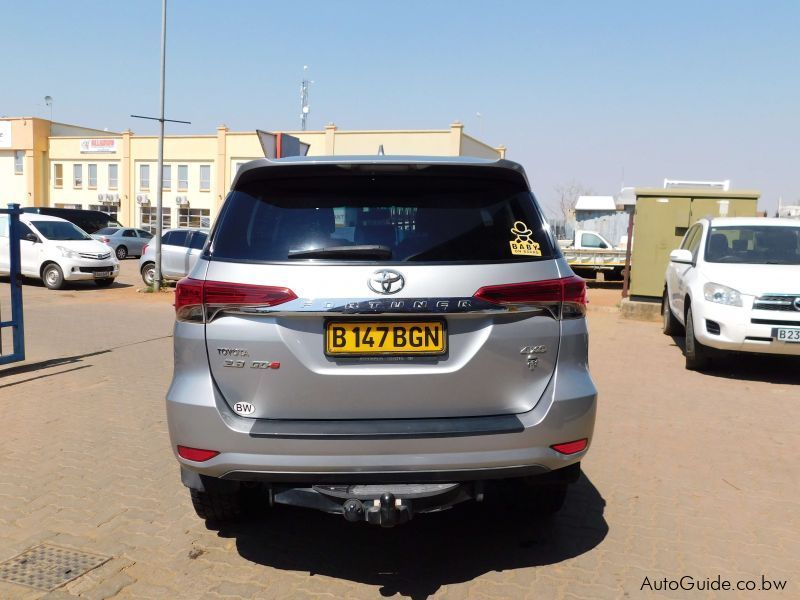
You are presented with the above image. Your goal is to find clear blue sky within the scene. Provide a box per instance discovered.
[3,0,798,213]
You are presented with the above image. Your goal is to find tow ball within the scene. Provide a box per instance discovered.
[343,492,411,527]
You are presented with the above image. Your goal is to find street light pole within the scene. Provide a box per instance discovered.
[154,0,167,292]
[132,0,190,290]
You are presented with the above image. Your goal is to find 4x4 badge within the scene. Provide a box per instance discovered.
[368,269,405,295]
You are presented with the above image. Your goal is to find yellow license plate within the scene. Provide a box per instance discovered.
[325,321,447,356]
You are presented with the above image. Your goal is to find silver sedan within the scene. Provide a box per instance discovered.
[91,227,153,260]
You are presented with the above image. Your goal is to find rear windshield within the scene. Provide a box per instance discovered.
[210,175,553,263]
[96,227,119,235]
[706,225,800,265]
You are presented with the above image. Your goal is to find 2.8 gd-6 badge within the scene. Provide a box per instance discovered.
[509,221,542,256]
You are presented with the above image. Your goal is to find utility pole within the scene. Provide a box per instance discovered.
[131,0,189,291]
[300,65,311,131]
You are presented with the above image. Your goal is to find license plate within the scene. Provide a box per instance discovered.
[94,271,111,278]
[325,320,446,356]
[775,328,800,343]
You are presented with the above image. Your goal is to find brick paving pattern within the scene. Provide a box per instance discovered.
[0,267,797,598]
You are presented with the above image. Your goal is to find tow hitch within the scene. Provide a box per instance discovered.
[342,492,411,526]
[268,482,479,527]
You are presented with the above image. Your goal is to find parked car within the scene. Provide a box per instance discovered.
[167,156,596,527]
[138,227,208,286]
[21,207,122,234]
[558,229,627,279]
[91,227,153,260]
[0,214,119,289]
[663,217,800,370]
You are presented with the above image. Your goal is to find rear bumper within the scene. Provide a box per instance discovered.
[167,321,597,481]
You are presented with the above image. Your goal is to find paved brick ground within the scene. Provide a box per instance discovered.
[0,266,797,599]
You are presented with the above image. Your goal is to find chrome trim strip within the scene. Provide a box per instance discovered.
[204,297,558,322]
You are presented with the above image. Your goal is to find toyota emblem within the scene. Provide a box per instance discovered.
[368,269,405,295]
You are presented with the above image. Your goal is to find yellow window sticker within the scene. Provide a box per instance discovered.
[509,221,542,256]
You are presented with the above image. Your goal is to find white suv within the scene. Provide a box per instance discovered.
[0,214,119,289]
[663,217,800,369]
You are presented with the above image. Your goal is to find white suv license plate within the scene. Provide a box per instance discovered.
[94,271,112,278]
[775,328,800,343]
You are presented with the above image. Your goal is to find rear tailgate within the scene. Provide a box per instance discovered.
[203,261,562,419]
[198,160,568,420]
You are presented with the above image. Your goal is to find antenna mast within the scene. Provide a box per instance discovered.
[300,65,311,131]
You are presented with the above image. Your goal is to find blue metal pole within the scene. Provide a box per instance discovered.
[6,203,25,363]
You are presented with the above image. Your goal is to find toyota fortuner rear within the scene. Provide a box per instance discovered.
[166,156,597,526]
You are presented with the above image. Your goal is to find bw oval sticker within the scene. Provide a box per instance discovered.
[233,402,255,416]
[509,221,542,256]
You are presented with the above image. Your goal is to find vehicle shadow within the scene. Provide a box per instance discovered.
[585,279,623,289]
[670,335,800,384]
[0,350,109,378]
[214,473,607,599]
[7,277,134,291]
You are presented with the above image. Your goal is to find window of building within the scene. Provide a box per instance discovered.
[56,203,82,209]
[54,164,63,188]
[14,151,24,174]
[73,164,83,188]
[88,164,98,189]
[140,206,171,233]
[162,165,171,191]
[199,165,211,191]
[178,165,188,191]
[178,208,210,228]
[88,204,119,222]
[108,164,118,189]
[140,164,150,190]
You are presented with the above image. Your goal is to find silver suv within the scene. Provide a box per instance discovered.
[168,156,596,526]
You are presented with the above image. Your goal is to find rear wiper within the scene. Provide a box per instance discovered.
[288,245,392,260]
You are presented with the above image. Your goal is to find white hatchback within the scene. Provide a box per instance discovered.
[663,217,800,369]
[0,214,119,289]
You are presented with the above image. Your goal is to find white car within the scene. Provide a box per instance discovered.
[0,214,119,290]
[663,217,800,369]
[138,227,208,286]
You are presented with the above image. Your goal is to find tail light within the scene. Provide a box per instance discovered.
[174,278,297,322]
[101,237,110,244]
[473,275,586,319]
[142,244,149,254]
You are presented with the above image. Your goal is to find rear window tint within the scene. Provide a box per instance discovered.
[96,227,119,235]
[165,230,190,247]
[189,232,207,250]
[211,175,552,263]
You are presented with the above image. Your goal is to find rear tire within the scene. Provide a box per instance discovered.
[530,484,568,515]
[662,290,684,335]
[116,246,128,260]
[189,488,244,522]
[42,263,65,290]
[141,262,155,286]
[685,307,710,371]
